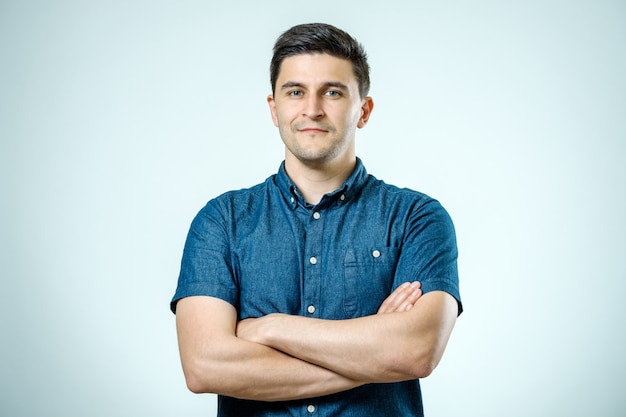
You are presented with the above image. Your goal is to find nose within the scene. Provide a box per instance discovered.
[303,95,324,119]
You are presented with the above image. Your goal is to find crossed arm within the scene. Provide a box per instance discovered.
[175,282,457,402]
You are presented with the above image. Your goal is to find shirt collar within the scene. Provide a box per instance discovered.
[274,157,369,210]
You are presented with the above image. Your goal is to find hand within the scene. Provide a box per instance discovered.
[236,314,276,344]
[377,281,422,314]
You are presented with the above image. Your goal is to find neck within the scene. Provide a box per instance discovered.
[284,156,356,205]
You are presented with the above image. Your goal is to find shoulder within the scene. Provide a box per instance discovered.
[360,175,456,238]
[365,175,448,213]
[217,176,270,202]
[200,176,273,214]
[187,176,275,235]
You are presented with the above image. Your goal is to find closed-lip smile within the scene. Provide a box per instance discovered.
[298,127,328,134]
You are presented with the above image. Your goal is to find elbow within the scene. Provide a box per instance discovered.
[402,333,451,379]
[186,381,203,394]
[184,368,212,394]
[185,377,206,395]
[182,359,221,394]
[183,361,255,399]
[411,357,438,379]
[399,348,442,379]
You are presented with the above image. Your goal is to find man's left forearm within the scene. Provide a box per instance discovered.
[236,290,458,383]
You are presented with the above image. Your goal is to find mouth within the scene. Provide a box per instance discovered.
[298,127,329,134]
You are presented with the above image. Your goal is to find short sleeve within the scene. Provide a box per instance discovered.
[393,198,463,315]
[170,199,239,314]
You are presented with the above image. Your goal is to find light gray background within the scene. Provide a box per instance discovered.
[1,1,624,416]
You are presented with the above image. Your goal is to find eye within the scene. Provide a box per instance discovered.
[325,90,342,97]
[288,90,304,97]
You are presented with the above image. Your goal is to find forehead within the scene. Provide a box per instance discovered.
[277,53,357,86]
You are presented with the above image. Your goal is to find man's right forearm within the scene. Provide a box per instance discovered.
[176,296,363,402]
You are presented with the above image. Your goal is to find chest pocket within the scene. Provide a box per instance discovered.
[343,246,400,317]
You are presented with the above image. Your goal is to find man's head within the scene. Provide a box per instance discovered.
[270,23,370,99]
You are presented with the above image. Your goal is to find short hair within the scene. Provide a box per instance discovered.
[270,23,371,98]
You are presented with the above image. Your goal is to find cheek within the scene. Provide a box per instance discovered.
[274,113,291,130]
[273,105,298,126]
[342,107,362,129]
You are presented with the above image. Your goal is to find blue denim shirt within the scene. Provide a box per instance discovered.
[171,158,462,416]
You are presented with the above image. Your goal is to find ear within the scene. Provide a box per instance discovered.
[267,94,279,127]
[357,96,374,128]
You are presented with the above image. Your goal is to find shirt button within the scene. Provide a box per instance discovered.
[340,194,345,201]
[307,404,315,413]
[309,256,317,265]
[312,211,321,220]
[372,249,381,258]
[307,305,316,314]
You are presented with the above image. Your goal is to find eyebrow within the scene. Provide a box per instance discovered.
[280,81,350,91]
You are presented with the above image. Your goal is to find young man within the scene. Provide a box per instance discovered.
[171,23,462,416]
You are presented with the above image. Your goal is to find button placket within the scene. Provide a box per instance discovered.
[303,208,324,318]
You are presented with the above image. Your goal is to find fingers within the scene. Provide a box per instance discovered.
[377,281,422,314]
[377,282,414,314]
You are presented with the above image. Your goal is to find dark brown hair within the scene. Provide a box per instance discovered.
[270,23,371,98]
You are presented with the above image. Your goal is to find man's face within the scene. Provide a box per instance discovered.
[268,53,373,168]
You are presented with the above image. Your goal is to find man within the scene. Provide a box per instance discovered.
[171,23,462,416]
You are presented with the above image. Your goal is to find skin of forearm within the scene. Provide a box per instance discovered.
[176,298,364,402]
[239,313,422,382]
[237,291,457,383]
[186,337,363,401]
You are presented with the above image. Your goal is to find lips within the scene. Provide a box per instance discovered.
[297,125,330,134]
